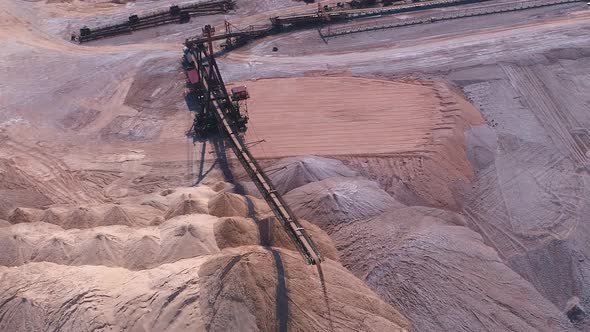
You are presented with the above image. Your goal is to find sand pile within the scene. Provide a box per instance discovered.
[281,155,573,331]
[213,217,261,249]
[208,191,271,218]
[8,203,165,229]
[8,207,41,224]
[164,194,209,220]
[267,156,357,195]
[37,204,159,229]
[0,247,411,332]
[208,191,250,217]
[39,207,67,224]
[102,205,135,226]
[285,177,403,233]
[157,215,220,264]
[0,214,224,268]
[63,206,108,229]
[332,207,573,331]
[255,216,339,261]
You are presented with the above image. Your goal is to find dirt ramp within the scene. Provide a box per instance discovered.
[267,155,357,195]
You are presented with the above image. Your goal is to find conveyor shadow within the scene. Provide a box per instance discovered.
[212,135,289,332]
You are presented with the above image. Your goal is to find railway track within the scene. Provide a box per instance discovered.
[72,0,234,43]
[320,0,584,38]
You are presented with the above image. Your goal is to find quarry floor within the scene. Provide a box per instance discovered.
[1,0,590,331]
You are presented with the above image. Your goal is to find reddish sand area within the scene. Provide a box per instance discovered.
[234,76,482,158]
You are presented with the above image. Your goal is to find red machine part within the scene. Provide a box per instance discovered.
[231,86,249,101]
[186,69,200,84]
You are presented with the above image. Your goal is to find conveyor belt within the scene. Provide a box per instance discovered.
[320,0,584,37]
[187,43,322,265]
[72,0,233,43]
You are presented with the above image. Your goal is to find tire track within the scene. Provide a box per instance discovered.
[502,64,589,168]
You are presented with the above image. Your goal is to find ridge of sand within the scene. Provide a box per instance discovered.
[0,247,411,332]
[279,156,574,331]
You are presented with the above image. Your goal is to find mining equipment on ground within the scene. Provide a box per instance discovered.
[182,25,323,265]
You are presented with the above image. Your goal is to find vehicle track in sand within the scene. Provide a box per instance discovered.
[502,64,590,168]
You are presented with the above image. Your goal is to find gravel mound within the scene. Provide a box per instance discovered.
[157,215,219,264]
[62,206,102,229]
[267,156,357,195]
[208,192,250,218]
[39,207,66,225]
[8,207,41,224]
[102,205,135,226]
[285,177,403,233]
[213,217,260,249]
[331,207,573,331]
[256,216,339,261]
[164,194,209,220]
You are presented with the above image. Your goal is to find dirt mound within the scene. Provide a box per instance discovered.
[199,247,410,331]
[39,207,66,225]
[256,216,339,261]
[71,231,125,267]
[8,207,41,224]
[285,177,403,233]
[164,194,209,220]
[102,205,134,226]
[123,233,161,270]
[0,247,411,331]
[208,191,270,218]
[0,216,219,269]
[208,192,250,218]
[213,217,260,249]
[329,207,573,331]
[157,215,220,264]
[31,235,74,265]
[62,206,102,229]
[267,155,357,195]
[0,231,35,266]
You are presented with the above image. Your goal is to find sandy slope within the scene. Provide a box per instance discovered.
[278,156,574,331]
[238,76,483,157]
[2,0,587,330]
[0,184,411,331]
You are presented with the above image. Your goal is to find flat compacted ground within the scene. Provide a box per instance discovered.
[1,0,589,331]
